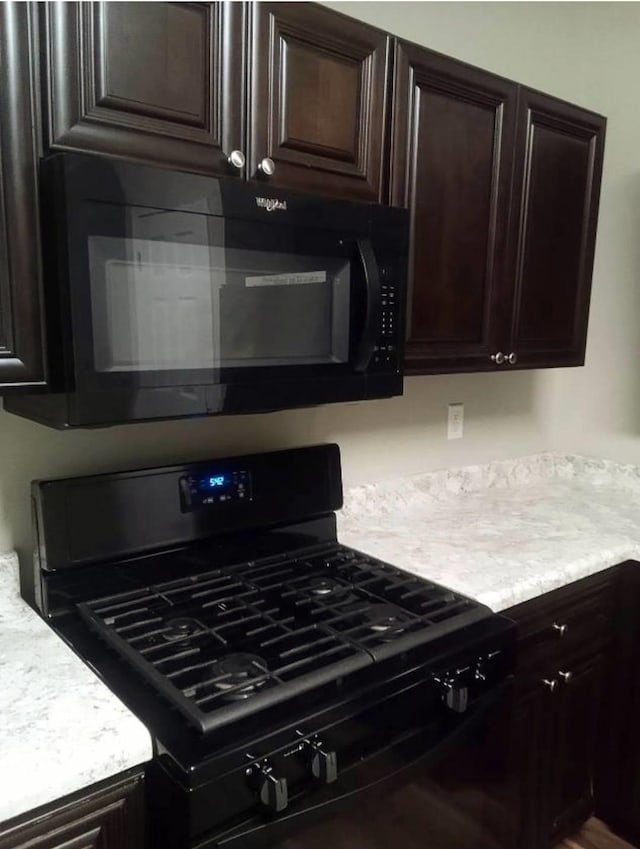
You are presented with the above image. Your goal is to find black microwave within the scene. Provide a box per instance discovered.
[6,154,409,428]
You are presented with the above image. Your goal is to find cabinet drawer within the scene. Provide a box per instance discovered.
[506,568,618,675]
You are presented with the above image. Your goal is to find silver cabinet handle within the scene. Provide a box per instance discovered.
[258,157,276,176]
[558,670,573,684]
[227,150,246,170]
[552,622,568,637]
[507,352,518,365]
[542,678,558,693]
[491,352,505,365]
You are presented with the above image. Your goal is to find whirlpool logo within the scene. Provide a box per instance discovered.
[255,196,288,212]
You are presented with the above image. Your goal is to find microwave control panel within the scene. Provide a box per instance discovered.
[373,264,399,370]
[180,469,253,511]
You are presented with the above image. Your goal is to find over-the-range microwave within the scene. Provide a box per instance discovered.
[6,154,409,429]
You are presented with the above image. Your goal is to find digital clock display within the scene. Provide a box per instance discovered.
[180,469,252,511]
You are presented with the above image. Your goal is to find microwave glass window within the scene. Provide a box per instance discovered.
[87,208,351,374]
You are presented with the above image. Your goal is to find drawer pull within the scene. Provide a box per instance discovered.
[542,678,558,693]
[552,622,568,637]
[558,670,573,684]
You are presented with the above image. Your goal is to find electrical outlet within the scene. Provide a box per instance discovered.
[447,403,464,440]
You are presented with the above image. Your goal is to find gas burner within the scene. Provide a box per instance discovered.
[162,617,202,642]
[304,577,345,597]
[208,653,268,701]
[364,604,412,639]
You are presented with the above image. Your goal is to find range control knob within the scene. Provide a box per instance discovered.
[248,761,288,813]
[307,739,338,785]
[445,682,469,713]
[435,675,469,713]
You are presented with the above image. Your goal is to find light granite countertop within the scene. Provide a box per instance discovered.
[338,453,640,611]
[0,551,152,825]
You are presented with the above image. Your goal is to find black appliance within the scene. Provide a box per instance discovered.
[29,444,517,849]
[6,154,408,429]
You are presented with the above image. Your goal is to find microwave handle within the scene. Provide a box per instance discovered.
[212,679,511,849]
[353,238,382,371]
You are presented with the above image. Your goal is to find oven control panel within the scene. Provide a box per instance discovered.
[179,469,253,511]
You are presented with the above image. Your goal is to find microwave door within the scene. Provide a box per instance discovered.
[69,201,375,396]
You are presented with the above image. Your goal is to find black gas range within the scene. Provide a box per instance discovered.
[29,444,515,849]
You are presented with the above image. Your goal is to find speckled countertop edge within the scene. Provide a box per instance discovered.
[0,551,153,825]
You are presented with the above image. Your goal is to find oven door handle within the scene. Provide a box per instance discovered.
[353,238,382,372]
[211,679,511,849]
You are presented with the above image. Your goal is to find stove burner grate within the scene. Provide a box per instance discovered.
[77,544,484,734]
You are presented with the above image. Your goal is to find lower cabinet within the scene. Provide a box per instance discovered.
[505,568,618,849]
[594,562,640,843]
[0,769,145,849]
[546,651,604,842]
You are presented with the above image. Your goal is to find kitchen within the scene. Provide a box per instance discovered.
[0,2,639,848]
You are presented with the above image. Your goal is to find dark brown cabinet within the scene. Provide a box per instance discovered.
[0,2,46,389]
[0,2,609,392]
[43,2,390,202]
[43,2,246,177]
[391,42,517,374]
[0,770,144,849]
[594,562,640,844]
[505,89,606,369]
[505,568,616,849]
[393,41,606,375]
[547,651,604,840]
[249,3,390,201]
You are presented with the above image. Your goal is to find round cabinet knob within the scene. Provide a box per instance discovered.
[507,352,518,365]
[552,622,568,637]
[258,157,276,176]
[227,150,246,170]
[491,352,505,365]
[558,670,573,684]
[542,678,558,693]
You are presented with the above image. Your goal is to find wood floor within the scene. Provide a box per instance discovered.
[558,818,637,849]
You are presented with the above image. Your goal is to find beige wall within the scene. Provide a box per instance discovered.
[1,2,638,561]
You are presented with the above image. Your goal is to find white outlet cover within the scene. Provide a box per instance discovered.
[447,403,464,440]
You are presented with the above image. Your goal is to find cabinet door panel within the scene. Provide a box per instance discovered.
[0,772,144,849]
[0,2,45,389]
[391,43,517,374]
[595,564,640,842]
[249,3,390,201]
[509,683,550,849]
[44,2,244,176]
[507,90,606,368]
[547,652,604,843]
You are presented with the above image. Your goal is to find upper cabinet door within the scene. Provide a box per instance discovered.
[44,2,245,176]
[248,2,390,201]
[506,89,606,368]
[0,2,46,389]
[391,42,517,374]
